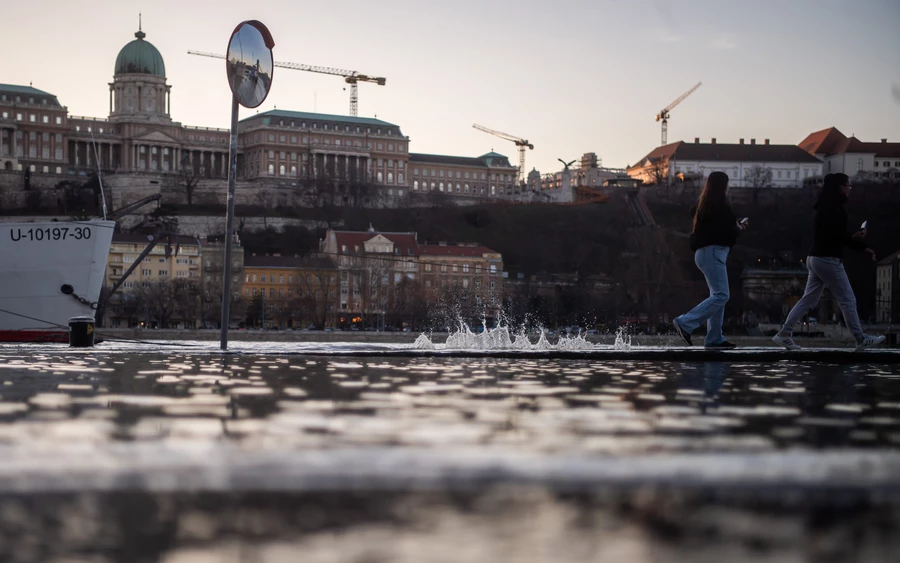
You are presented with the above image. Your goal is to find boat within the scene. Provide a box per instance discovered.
[0,219,116,342]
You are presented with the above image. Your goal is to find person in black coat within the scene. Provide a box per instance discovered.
[672,171,747,348]
[773,173,884,351]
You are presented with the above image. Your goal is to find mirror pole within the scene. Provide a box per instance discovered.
[220,95,240,350]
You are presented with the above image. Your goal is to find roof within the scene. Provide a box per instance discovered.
[851,140,900,159]
[798,128,900,158]
[112,233,200,245]
[631,141,821,166]
[244,254,335,269]
[798,127,847,156]
[409,153,486,167]
[478,152,513,167]
[242,109,398,129]
[114,29,165,78]
[0,83,63,107]
[878,251,900,266]
[419,244,499,258]
[332,231,419,257]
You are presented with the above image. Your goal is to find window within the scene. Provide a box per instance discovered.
[42,115,48,123]
[414,180,419,190]
[268,164,275,175]
[440,265,447,273]
[29,114,35,122]
[858,158,863,172]
[425,263,432,272]
[463,264,469,273]
[159,270,169,277]
[490,264,497,274]
[141,269,151,276]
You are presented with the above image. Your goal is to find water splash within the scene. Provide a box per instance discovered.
[613,327,632,350]
[413,334,436,350]
[414,320,606,351]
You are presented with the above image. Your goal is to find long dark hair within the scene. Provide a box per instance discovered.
[814,173,849,209]
[693,171,730,231]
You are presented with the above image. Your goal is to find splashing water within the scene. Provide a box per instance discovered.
[413,334,436,350]
[613,327,632,350]
[414,320,602,351]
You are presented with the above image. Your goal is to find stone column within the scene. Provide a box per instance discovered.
[109,86,113,115]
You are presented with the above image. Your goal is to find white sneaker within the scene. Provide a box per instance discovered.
[856,334,886,351]
[772,333,801,351]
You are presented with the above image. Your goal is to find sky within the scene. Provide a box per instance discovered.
[2,0,899,173]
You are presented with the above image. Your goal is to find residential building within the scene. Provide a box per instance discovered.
[320,228,419,321]
[627,138,823,187]
[103,232,202,327]
[876,251,900,324]
[798,127,900,181]
[320,228,504,328]
[242,254,338,329]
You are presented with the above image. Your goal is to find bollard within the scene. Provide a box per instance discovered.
[68,316,96,348]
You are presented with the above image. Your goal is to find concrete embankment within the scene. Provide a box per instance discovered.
[95,328,886,350]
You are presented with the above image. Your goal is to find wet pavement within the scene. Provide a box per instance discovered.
[0,345,898,561]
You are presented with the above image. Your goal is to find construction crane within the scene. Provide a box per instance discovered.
[472,124,533,185]
[655,81,702,146]
[187,50,386,117]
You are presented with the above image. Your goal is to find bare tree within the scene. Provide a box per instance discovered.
[119,289,146,327]
[178,153,203,208]
[171,279,201,328]
[649,158,669,186]
[745,165,773,189]
[141,281,177,328]
[298,257,338,329]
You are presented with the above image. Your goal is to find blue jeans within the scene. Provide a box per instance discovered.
[676,245,730,346]
[781,256,864,341]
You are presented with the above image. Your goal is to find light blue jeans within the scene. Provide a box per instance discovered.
[781,256,864,341]
[675,245,730,346]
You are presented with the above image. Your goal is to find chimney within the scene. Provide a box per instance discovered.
[694,137,700,144]
[882,138,888,143]
[764,139,770,145]
[750,139,756,145]
[739,138,745,145]
[711,138,717,144]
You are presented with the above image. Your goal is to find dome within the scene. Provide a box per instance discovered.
[114,29,165,78]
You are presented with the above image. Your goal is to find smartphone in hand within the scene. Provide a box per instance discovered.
[861,220,868,230]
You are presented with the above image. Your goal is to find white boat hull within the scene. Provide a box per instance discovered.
[0,220,115,341]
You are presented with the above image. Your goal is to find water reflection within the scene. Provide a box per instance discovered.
[0,354,898,452]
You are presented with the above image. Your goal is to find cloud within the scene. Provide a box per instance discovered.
[654,30,681,43]
[710,38,736,50]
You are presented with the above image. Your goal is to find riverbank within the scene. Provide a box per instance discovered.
[95,327,893,349]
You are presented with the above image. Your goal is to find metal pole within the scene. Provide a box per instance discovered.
[220,96,239,350]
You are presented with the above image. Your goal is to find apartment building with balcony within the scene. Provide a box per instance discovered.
[104,233,202,327]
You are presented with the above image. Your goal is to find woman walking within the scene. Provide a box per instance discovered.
[773,173,884,351]
[672,171,746,349]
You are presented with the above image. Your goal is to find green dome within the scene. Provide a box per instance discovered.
[114,29,165,78]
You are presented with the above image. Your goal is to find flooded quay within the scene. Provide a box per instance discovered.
[0,342,898,562]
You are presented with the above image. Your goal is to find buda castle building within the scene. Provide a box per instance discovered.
[0,25,519,209]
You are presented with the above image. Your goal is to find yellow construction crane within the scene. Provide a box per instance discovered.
[472,124,533,185]
[655,81,702,146]
[187,50,386,117]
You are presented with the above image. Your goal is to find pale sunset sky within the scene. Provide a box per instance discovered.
[2,0,898,173]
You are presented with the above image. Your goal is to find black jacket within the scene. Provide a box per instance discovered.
[808,202,867,258]
[689,203,742,251]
